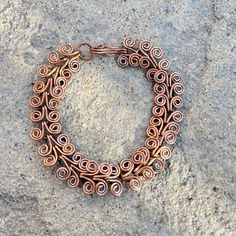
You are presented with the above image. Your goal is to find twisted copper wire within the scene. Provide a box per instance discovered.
[29,38,184,196]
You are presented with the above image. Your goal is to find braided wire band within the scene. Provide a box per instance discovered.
[29,38,184,197]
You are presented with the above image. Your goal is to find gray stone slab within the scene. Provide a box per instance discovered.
[0,0,235,235]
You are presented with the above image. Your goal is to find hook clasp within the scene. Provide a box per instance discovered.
[90,45,127,55]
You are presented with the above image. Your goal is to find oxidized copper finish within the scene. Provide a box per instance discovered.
[29,38,184,196]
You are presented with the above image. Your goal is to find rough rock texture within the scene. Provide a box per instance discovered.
[0,0,236,235]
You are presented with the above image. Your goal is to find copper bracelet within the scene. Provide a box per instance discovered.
[29,38,184,197]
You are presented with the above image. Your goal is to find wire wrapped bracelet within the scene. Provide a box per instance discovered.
[29,38,184,197]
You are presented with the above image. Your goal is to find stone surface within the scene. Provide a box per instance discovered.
[0,0,236,235]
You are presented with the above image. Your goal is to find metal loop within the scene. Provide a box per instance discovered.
[77,42,93,61]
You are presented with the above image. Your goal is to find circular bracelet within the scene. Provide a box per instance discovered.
[29,38,184,197]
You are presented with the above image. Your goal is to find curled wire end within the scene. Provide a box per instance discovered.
[129,177,142,191]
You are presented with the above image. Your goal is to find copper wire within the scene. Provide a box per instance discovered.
[29,38,184,196]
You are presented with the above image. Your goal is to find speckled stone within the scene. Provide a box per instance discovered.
[0,0,235,235]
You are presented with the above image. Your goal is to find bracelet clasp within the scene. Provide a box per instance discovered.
[90,45,127,55]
